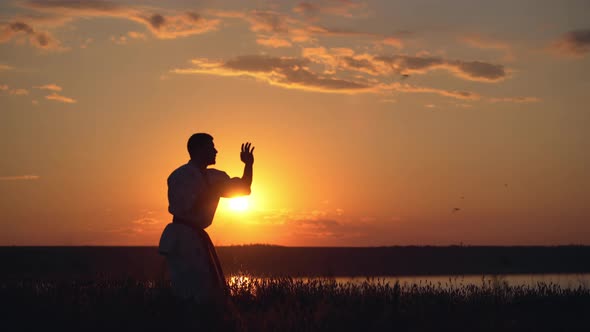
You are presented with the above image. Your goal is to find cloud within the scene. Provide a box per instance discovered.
[375,55,506,82]
[209,9,406,47]
[110,35,128,45]
[0,21,63,50]
[302,47,505,83]
[172,54,482,100]
[34,83,62,91]
[110,30,147,45]
[293,2,320,17]
[80,37,93,48]
[286,218,343,238]
[293,0,366,18]
[24,0,123,15]
[488,96,540,103]
[173,55,373,94]
[127,31,147,40]
[0,64,14,71]
[9,88,29,95]
[454,103,473,108]
[0,175,40,181]
[256,35,292,48]
[132,12,220,39]
[132,218,160,225]
[21,0,221,40]
[103,226,145,235]
[45,92,76,103]
[215,6,376,48]
[460,34,514,60]
[213,9,298,38]
[255,208,378,241]
[306,24,382,38]
[388,82,480,100]
[246,10,290,33]
[379,37,404,48]
[7,12,75,28]
[120,213,165,235]
[303,47,382,75]
[550,29,590,57]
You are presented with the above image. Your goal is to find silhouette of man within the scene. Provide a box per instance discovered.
[158,133,254,304]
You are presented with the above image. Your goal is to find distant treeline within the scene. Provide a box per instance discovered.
[1,245,590,280]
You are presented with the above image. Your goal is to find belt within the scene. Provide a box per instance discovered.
[172,216,198,230]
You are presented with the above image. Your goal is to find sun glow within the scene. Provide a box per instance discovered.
[228,197,250,212]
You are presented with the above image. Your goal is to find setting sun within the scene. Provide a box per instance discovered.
[228,197,249,212]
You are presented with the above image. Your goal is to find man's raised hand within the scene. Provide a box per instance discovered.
[240,142,255,165]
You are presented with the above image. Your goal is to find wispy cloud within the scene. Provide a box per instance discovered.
[0,175,40,181]
[95,211,165,238]
[243,10,290,33]
[172,54,480,100]
[256,35,292,48]
[378,36,404,48]
[460,34,514,61]
[80,37,93,49]
[0,21,64,50]
[34,83,62,91]
[293,0,367,19]
[254,208,380,241]
[375,55,507,82]
[23,0,124,16]
[488,96,540,103]
[173,55,373,94]
[45,92,76,103]
[132,12,220,39]
[132,217,160,225]
[0,64,14,71]
[9,88,29,95]
[210,9,406,48]
[4,2,408,53]
[110,35,127,45]
[388,82,480,100]
[549,29,590,57]
[301,47,507,82]
[22,0,221,40]
[127,31,146,40]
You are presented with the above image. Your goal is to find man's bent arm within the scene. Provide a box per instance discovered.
[242,162,253,188]
[220,163,251,197]
[239,142,254,191]
[220,142,254,197]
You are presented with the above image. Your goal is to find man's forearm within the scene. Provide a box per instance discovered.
[242,163,253,187]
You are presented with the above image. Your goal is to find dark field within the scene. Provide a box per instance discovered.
[2,246,590,331]
[2,277,590,331]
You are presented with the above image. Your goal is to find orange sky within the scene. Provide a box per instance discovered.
[1,0,589,246]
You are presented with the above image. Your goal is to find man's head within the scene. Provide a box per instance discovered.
[187,133,217,166]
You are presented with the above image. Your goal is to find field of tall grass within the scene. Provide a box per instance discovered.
[2,275,589,331]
